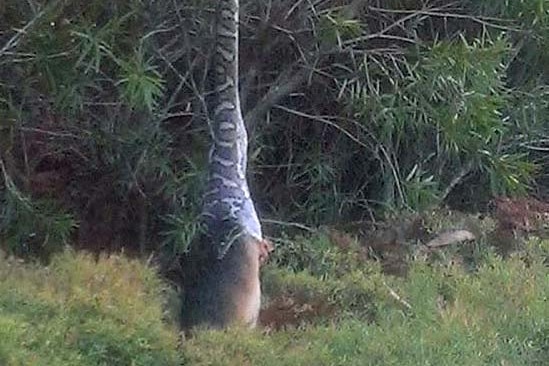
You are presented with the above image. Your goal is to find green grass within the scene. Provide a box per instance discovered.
[0,250,182,366]
[183,239,548,365]
[0,237,547,365]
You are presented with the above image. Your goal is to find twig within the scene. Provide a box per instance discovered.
[19,127,83,139]
[520,139,549,152]
[241,0,390,127]
[261,218,316,233]
[0,8,46,58]
[0,155,9,183]
[383,281,412,311]
[369,7,524,33]
[342,8,427,47]
[244,67,310,127]
[273,105,372,150]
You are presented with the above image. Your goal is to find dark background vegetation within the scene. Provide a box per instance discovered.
[1,0,548,260]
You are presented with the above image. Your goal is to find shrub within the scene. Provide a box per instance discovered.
[0,250,182,365]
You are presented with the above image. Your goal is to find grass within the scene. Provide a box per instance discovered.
[184,239,549,365]
[0,250,182,366]
[0,234,547,365]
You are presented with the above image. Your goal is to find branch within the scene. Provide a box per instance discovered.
[273,105,372,150]
[0,8,46,58]
[261,218,316,233]
[244,67,310,127]
[243,0,372,127]
[383,281,412,311]
[369,6,524,33]
[0,155,9,183]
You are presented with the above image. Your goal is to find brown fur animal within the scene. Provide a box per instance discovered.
[180,236,273,330]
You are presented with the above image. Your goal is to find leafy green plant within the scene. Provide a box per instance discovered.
[0,0,176,259]
[2,0,549,258]
[160,212,202,256]
[0,167,77,257]
[318,10,362,47]
[346,36,536,209]
[72,22,117,74]
[118,48,164,113]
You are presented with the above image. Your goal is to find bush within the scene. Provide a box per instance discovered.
[0,250,182,365]
[2,1,549,258]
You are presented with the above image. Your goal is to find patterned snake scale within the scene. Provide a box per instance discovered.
[202,0,263,258]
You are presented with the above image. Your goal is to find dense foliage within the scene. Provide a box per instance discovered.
[1,1,548,257]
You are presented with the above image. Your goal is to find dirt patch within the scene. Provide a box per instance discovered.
[259,294,335,331]
[492,196,549,234]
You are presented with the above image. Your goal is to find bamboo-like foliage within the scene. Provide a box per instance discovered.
[0,0,547,257]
